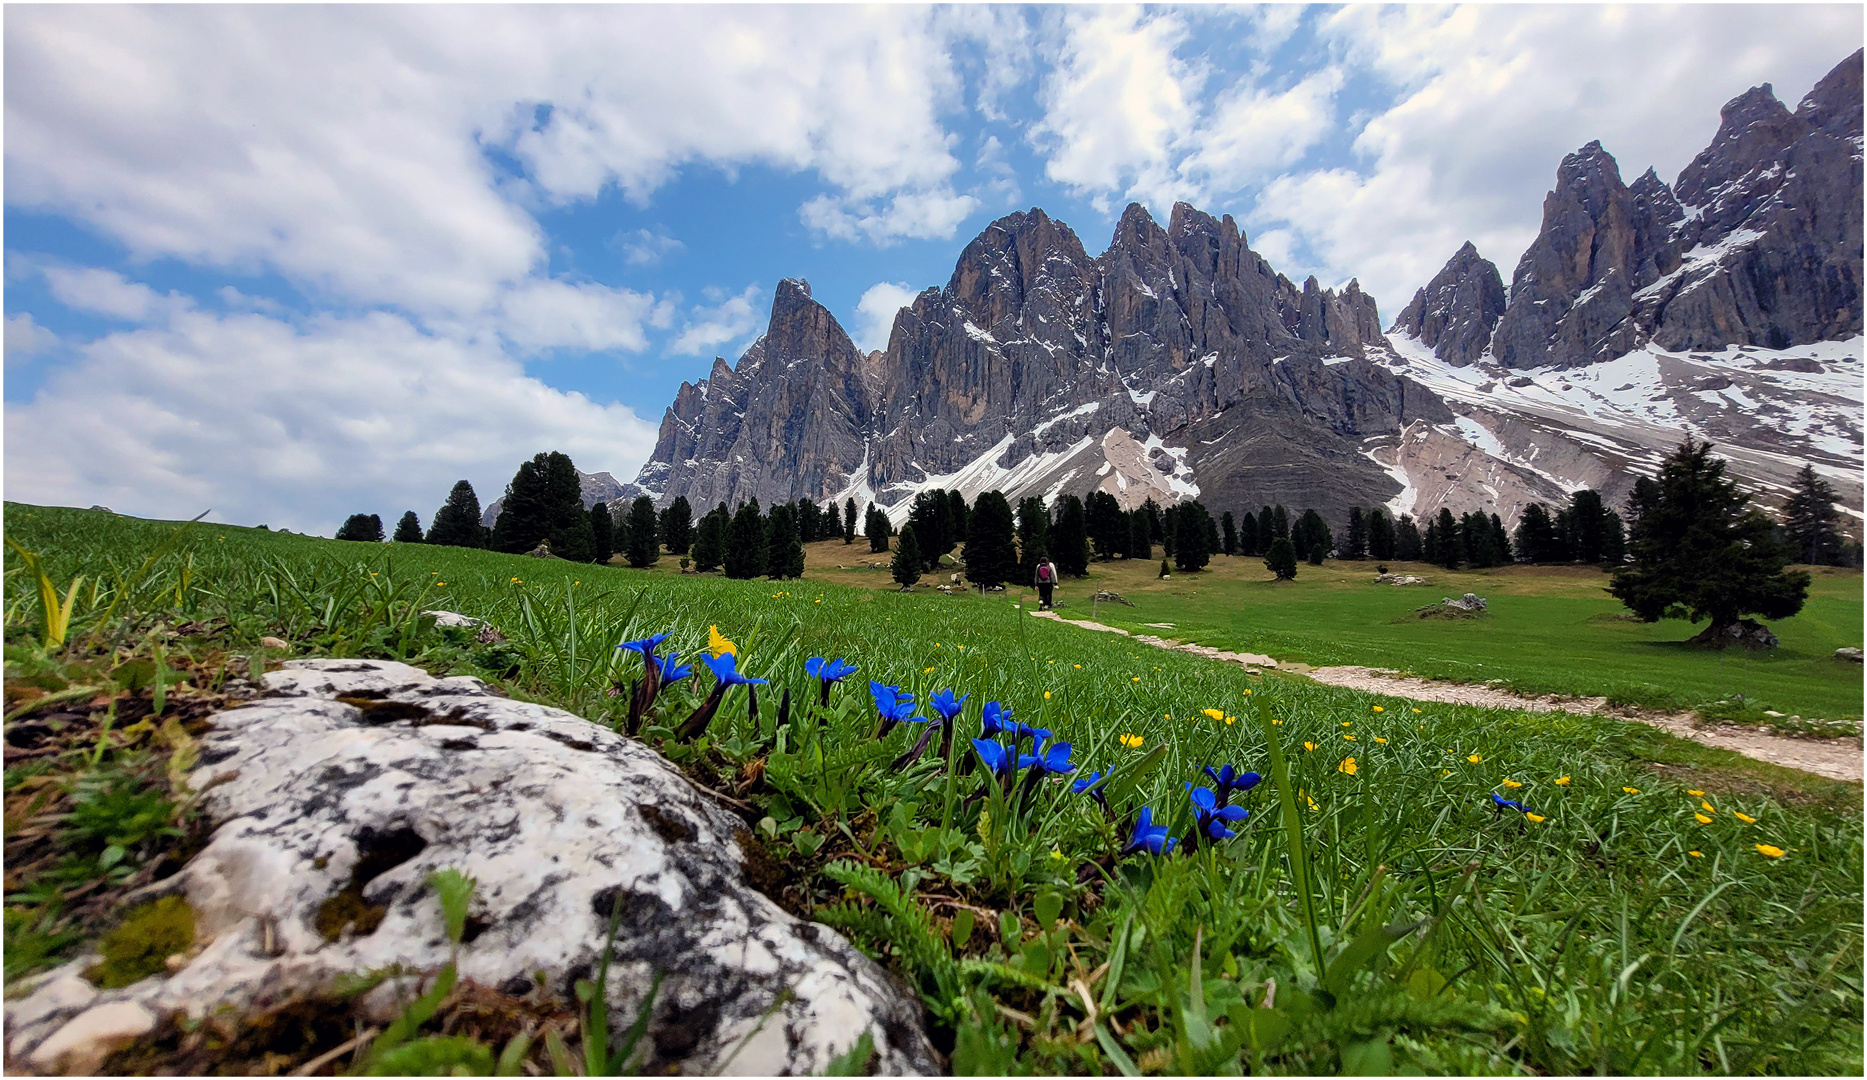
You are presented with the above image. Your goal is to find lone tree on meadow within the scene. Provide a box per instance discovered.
[1608,438,1810,645]
[392,511,423,543]
[426,480,487,548]
[335,513,384,542]
[590,502,614,565]
[625,496,660,568]
[1264,537,1298,581]
[892,524,923,589]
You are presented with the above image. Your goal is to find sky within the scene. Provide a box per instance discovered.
[4,3,1860,534]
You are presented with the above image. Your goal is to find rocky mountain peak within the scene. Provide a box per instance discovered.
[1797,47,1862,137]
[1390,241,1506,366]
[1673,83,1802,209]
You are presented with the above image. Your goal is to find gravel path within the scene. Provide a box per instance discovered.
[1029,610,1861,783]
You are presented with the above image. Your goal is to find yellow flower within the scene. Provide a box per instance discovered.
[1526,813,1545,823]
[815,599,822,603]
[1271,718,1284,726]
[1733,811,1756,824]
[1687,850,1703,858]
[370,571,378,577]
[1686,789,1705,797]
[708,625,737,658]
[923,666,936,674]
[1132,677,1141,682]
[1242,689,1253,696]
[1120,733,1144,749]
[1341,721,1353,727]
[1372,706,1384,713]
[1622,787,1640,795]
[1755,844,1785,859]
[1695,813,1713,824]
[1344,734,1356,741]
[1467,754,1482,764]
[1044,691,1052,700]
[1300,789,1320,811]
[1373,736,1387,745]
[1051,848,1065,861]
[1501,779,1522,789]
[1440,769,1451,777]
[1224,716,1236,726]
[1338,757,1358,776]
[1203,708,1226,721]
[1411,708,1422,714]
[1700,800,1716,813]
[1553,776,1571,786]
[510,576,521,583]
[436,582,445,586]
[1303,741,1318,752]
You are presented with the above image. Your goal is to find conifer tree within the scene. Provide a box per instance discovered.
[1395,514,1423,561]
[1368,508,1396,561]
[908,491,952,569]
[892,524,922,589]
[625,496,660,568]
[1782,465,1845,565]
[1220,511,1237,556]
[1272,505,1290,540]
[1128,510,1151,561]
[336,513,384,542]
[392,511,423,544]
[1264,537,1298,581]
[1203,508,1221,560]
[426,481,487,548]
[1173,502,1212,573]
[1258,505,1275,552]
[843,498,857,545]
[1141,497,1164,542]
[1609,438,1810,641]
[947,490,969,541]
[865,505,893,553]
[1052,495,1091,577]
[1237,510,1258,556]
[1085,490,1126,560]
[691,507,727,572]
[590,502,614,565]
[1344,508,1367,560]
[1436,507,1460,570]
[964,490,1018,588]
[764,502,805,579]
[661,496,694,556]
[1016,496,1051,579]
[1490,513,1512,564]
[1422,519,1441,565]
[1513,504,1564,563]
[724,500,767,580]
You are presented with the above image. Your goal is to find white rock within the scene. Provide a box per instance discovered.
[28,999,155,1074]
[3,659,937,1076]
[421,609,486,629]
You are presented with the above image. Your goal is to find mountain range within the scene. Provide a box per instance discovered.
[606,50,1861,533]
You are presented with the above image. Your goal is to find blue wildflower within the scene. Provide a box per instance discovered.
[1019,740,1076,777]
[1491,792,1531,815]
[870,681,918,722]
[615,632,672,656]
[981,701,1013,736]
[656,654,693,684]
[1186,784,1250,845]
[972,737,1018,787]
[928,689,969,721]
[806,656,858,683]
[1203,765,1262,805]
[1071,770,1105,794]
[699,651,768,687]
[1122,806,1177,856]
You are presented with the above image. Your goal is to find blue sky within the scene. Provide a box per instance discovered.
[5,4,1859,533]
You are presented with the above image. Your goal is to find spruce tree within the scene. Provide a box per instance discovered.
[1609,438,1810,641]
[1436,508,1460,570]
[1128,510,1152,561]
[625,496,660,568]
[491,455,551,552]
[1220,512,1237,556]
[1237,510,1258,556]
[661,496,694,556]
[1052,495,1091,577]
[1016,496,1051,579]
[1173,503,1212,573]
[947,490,969,541]
[1257,505,1275,552]
[1513,503,1563,563]
[590,502,614,565]
[1344,508,1367,560]
[336,513,384,542]
[843,498,857,545]
[908,491,952,569]
[543,452,594,561]
[1490,513,1512,564]
[1422,520,1441,566]
[1395,514,1423,561]
[1782,465,1845,565]
[1368,508,1396,561]
[691,507,727,572]
[392,511,423,543]
[1141,497,1164,542]
[964,490,1018,588]
[1203,508,1221,560]
[764,502,804,579]
[1264,537,1298,581]
[723,500,767,580]
[612,503,631,563]
[865,505,892,553]
[1460,510,1500,568]
[426,480,487,548]
[1085,490,1126,560]
[892,524,923,589]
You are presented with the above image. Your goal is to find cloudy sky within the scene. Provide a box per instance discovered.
[5,3,1858,533]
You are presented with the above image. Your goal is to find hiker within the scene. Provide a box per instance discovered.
[1034,556,1058,610]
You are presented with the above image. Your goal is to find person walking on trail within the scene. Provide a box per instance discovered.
[1034,557,1058,610]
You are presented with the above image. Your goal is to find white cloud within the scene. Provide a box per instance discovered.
[496,279,673,354]
[852,282,920,353]
[1250,4,1863,312]
[1178,66,1344,188]
[799,188,981,245]
[2,308,658,534]
[42,267,186,322]
[5,313,57,365]
[668,284,765,357]
[614,228,684,267]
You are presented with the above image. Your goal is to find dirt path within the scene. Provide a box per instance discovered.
[1030,610,1862,783]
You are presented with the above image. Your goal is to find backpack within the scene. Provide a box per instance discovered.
[1037,563,1053,583]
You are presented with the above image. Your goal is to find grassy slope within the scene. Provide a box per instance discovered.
[5,504,1862,1075]
[805,542,1866,721]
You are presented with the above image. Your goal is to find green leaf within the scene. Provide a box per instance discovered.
[1223,1005,1291,1052]
[1033,891,1063,929]
[820,1031,875,1076]
[494,1029,534,1076]
[362,1034,493,1076]
[1323,919,1422,1000]
[951,908,974,948]
[428,869,477,946]
[1340,1036,1395,1076]
[1100,743,1167,808]
[1094,1023,1141,1077]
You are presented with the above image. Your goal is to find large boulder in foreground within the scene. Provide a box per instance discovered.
[5,659,939,1076]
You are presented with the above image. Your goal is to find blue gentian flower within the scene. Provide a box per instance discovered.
[656,654,693,684]
[972,737,1017,780]
[1187,784,1250,842]
[806,656,858,683]
[1071,770,1105,794]
[928,689,969,721]
[700,651,768,687]
[870,681,918,722]
[1203,765,1262,804]
[1019,740,1076,776]
[616,632,671,655]
[981,701,1013,735]
[1491,793,1531,815]
[1124,806,1177,855]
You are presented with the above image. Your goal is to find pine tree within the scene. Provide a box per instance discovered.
[491,451,589,558]
[1460,511,1501,568]
[724,500,767,580]
[590,502,614,565]
[1237,510,1258,556]
[336,513,384,542]
[1490,513,1512,564]
[843,498,858,545]
[1368,508,1396,561]
[392,511,423,543]
[1257,506,1275,553]
[1141,497,1164,542]
[426,481,487,548]
[1272,505,1290,540]
[1202,508,1221,560]
[1128,510,1151,561]
[661,497,694,556]
[1513,503,1564,563]
[964,490,1018,588]
[1220,511,1237,556]
[1085,490,1126,560]
[865,505,892,553]
[1294,509,1331,563]
[1557,489,1622,565]
[892,524,923,588]
[908,491,952,569]
[625,496,660,568]
[1344,508,1367,560]
[1422,520,1441,566]
[691,507,727,572]
[764,502,805,579]
[1608,438,1810,641]
[1264,537,1298,581]
[1016,497,1051,580]
[1782,464,1845,565]
[1174,502,1212,573]
[947,490,969,541]
[1436,508,1460,570]
[1395,514,1423,561]
[1052,495,1091,577]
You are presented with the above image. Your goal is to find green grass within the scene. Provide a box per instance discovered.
[5,502,1862,1075]
[808,547,1866,723]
